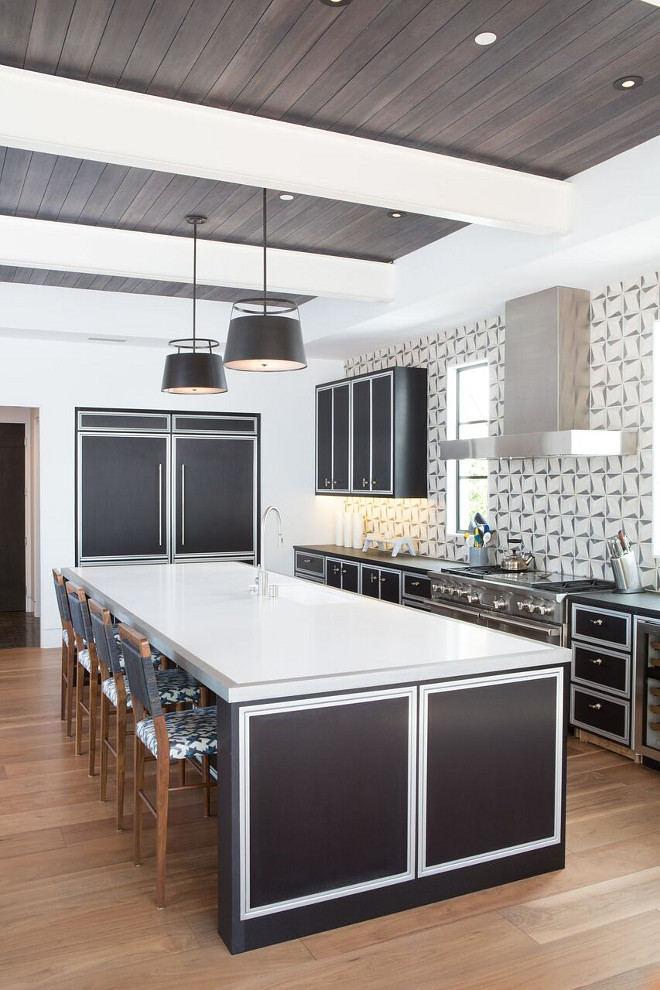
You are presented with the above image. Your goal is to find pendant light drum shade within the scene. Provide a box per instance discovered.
[161,215,228,394]
[222,190,307,372]
[162,348,227,393]
[224,298,306,371]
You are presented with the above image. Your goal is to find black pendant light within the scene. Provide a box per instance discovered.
[223,190,307,372]
[161,215,228,394]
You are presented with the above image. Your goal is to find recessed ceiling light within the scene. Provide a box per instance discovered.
[387,211,407,219]
[319,0,352,6]
[279,193,295,201]
[475,32,497,46]
[613,75,644,90]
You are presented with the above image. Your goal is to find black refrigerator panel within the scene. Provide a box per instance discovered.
[174,436,256,557]
[79,434,169,561]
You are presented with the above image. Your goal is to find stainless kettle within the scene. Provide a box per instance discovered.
[501,538,534,572]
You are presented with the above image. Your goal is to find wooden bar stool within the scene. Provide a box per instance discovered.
[66,581,101,775]
[52,569,75,736]
[89,599,203,831]
[118,623,217,909]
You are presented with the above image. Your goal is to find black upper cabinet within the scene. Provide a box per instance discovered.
[316,367,427,498]
[316,382,350,493]
[80,434,168,561]
[174,437,256,558]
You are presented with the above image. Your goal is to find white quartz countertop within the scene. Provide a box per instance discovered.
[63,562,570,702]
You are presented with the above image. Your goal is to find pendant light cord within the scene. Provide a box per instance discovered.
[192,218,198,352]
[263,188,267,317]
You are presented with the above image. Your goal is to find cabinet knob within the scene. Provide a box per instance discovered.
[590,658,603,666]
[332,479,338,488]
[588,703,602,711]
[341,568,347,575]
[362,477,369,488]
[333,565,340,574]
[370,573,378,583]
[371,479,377,488]
[324,478,331,488]
[591,619,604,626]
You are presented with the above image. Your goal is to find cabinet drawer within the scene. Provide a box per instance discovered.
[571,686,630,745]
[572,604,630,650]
[294,551,325,578]
[572,643,630,698]
[403,573,431,600]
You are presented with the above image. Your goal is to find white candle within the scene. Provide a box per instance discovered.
[352,513,363,549]
[343,513,353,548]
[335,512,344,547]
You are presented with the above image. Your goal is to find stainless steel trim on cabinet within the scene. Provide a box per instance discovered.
[158,463,163,547]
[418,668,564,878]
[570,684,630,746]
[77,410,171,432]
[634,616,660,761]
[238,687,418,920]
[571,641,631,699]
[180,464,186,546]
[571,603,632,651]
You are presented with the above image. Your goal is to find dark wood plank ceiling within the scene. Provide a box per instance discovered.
[0,263,313,304]
[0,0,658,300]
[0,146,462,263]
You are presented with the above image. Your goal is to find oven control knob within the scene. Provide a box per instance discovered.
[492,598,507,611]
[533,603,555,616]
[517,601,534,612]
[466,592,480,604]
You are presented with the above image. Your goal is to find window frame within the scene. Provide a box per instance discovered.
[446,360,489,537]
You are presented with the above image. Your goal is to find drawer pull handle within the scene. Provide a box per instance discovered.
[591,619,604,626]
[370,573,379,583]
[333,565,340,574]
[362,477,369,488]
[410,580,420,587]
[324,478,331,488]
[590,658,603,666]
[303,558,311,564]
[588,703,602,711]
[380,577,386,583]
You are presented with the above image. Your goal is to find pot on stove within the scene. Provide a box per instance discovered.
[501,538,534,572]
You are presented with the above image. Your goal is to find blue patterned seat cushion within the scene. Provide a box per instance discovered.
[102,668,200,710]
[78,648,91,671]
[62,628,69,646]
[136,706,217,759]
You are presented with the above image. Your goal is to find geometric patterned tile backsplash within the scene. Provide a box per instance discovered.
[345,270,660,588]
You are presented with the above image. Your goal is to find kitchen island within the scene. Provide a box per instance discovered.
[64,561,570,953]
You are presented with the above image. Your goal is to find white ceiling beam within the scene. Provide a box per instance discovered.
[0,215,394,303]
[0,66,571,236]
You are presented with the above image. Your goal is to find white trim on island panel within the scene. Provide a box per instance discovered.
[238,687,418,920]
[417,668,564,879]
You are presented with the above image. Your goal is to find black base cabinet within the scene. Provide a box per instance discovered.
[218,665,567,953]
[77,409,259,565]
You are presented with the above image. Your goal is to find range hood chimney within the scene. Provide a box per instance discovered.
[440,286,637,460]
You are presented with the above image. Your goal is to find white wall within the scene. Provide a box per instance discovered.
[0,336,342,646]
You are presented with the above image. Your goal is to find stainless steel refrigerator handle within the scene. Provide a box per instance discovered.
[181,464,185,546]
[158,464,163,547]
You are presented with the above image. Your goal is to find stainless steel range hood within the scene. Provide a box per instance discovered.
[440,286,638,459]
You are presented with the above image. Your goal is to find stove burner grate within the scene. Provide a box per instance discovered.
[532,578,616,593]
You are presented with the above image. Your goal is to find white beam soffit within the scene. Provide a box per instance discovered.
[0,216,394,303]
[0,66,571,237]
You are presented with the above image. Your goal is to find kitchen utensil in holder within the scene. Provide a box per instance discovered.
[610,550,644,593]
[469,547,490,567]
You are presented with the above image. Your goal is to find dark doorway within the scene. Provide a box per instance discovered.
[0,423,26,612]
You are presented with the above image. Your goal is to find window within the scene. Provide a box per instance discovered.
[446,362,489,535]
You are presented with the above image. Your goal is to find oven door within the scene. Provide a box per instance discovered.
[483,611,564,645]
[430,600,484,626]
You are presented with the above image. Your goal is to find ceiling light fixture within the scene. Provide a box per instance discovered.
[223,190,307,373]
[613,75,644,90]
[161,215,228,394]
[387,210,407,219]
[279,192,295,201]
[475,31,497,45]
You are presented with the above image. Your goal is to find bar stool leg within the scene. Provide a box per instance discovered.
[100,692,110,800]
[88,669,99,777]
[116,699,127,832]
[134,738,145,866]
[65,641,75,738]
[155,755,170,909]
[75,662,85,757]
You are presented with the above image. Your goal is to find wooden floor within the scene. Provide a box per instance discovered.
[3,649,660,990]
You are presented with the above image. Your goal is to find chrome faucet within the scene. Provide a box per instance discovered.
[256,505,283,596]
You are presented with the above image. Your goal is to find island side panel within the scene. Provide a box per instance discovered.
[218,665,568,954]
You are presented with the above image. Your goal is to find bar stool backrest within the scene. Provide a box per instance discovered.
[52,570,72,630]
[66,582,93,650]
[117,624,164,721]
[88,600,123,678]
